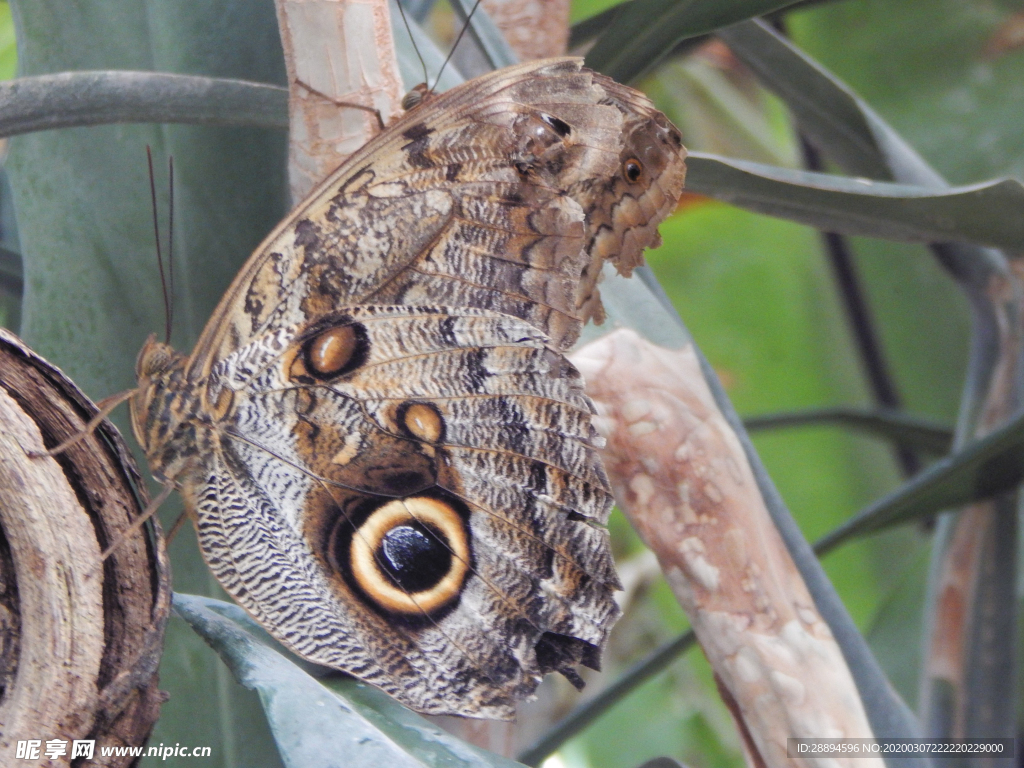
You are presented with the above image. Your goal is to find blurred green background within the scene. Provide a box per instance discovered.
[2,0,1021,766]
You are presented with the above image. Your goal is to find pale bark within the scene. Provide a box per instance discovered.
[480,0,570,60]
[573,329,883,768]
[274,0,406,200]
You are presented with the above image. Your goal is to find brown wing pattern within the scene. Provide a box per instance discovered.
[189,58,686,378]
[133,57,686,718]
[200,307,618,717]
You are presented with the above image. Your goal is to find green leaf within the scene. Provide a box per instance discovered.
[687,151,1024,251]
[585,0,804,84]
[743,407,953,455]
[0,2,15,80]
[0,244,21,299]
[390,0,465,92]
[717,19,911,182]
[787,2,1024,186]
[5,1,290,765]
[815,407,1024,555]
[448,0,517,70]
[0,72,287,138]
[173,594,525,768]
[783,4,1023,737]
[569,4,624,48]
[718,18,1009,308]
[720,15,1018,736]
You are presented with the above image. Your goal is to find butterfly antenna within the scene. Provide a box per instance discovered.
[167,155,175,343]
[432,0,484,92]
[395,0,429,88]
[146,147,172,345]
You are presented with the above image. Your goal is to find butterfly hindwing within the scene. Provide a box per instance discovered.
[193,305,618,717]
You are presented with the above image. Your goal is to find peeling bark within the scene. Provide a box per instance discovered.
[480,0,570,60]
[274,0,406,200]
[573,329,882,768]
[0,329,170,767]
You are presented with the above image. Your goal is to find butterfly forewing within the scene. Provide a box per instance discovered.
[189,58,685,375]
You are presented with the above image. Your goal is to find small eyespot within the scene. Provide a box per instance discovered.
[291,321,369,381]
[398,401,445,443]
[624,158,643,183]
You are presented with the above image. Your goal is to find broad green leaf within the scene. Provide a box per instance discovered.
[789,1,1024,186]
[0,5,18,330]
[0,72,288,138]
[737,8,1019,735]
[585,0,803,83]
[448,0,516,70]
[717,19,1007,284]
[864,545,930,712]
[0,244,20,325]
[5,1,289,765]
[390,0,464,92]
[173,594,524,768]
[648,58,800,169]
[0,2,14,80]
[717,20,911,183]
[569,5,623,46]
[687,151,1024,251]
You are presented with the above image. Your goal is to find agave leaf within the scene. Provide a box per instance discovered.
[687,152,1024,252]
[718,20,938,185]
[448,0,517,70]
[585,0,804,84]
[5,1,290,764]
[0,72,287,138]
[815,407,1024,555]
[743,407,953,456]
[174,594,525,768]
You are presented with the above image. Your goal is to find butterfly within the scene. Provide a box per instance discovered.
[129,57,686,718]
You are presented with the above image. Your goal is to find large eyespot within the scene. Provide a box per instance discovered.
[347,497,470,616]
[290,321,369,381]
[623,158,643,183]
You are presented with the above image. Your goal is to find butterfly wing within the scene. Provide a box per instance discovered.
[189,58,686,377]
[194,306,618,717]
[138,57,686,717]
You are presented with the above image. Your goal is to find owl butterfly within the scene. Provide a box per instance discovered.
[131,57,686,718]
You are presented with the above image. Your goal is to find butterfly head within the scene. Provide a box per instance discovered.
[400,83,431,112]
[135,334,180,380]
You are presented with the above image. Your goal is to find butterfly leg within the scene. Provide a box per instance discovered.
[101,482,174,560]
[294,80,385,132]
[165,507,190,544]
[29,386,138,458]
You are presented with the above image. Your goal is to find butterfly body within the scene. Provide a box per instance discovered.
[131,58,686,718]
